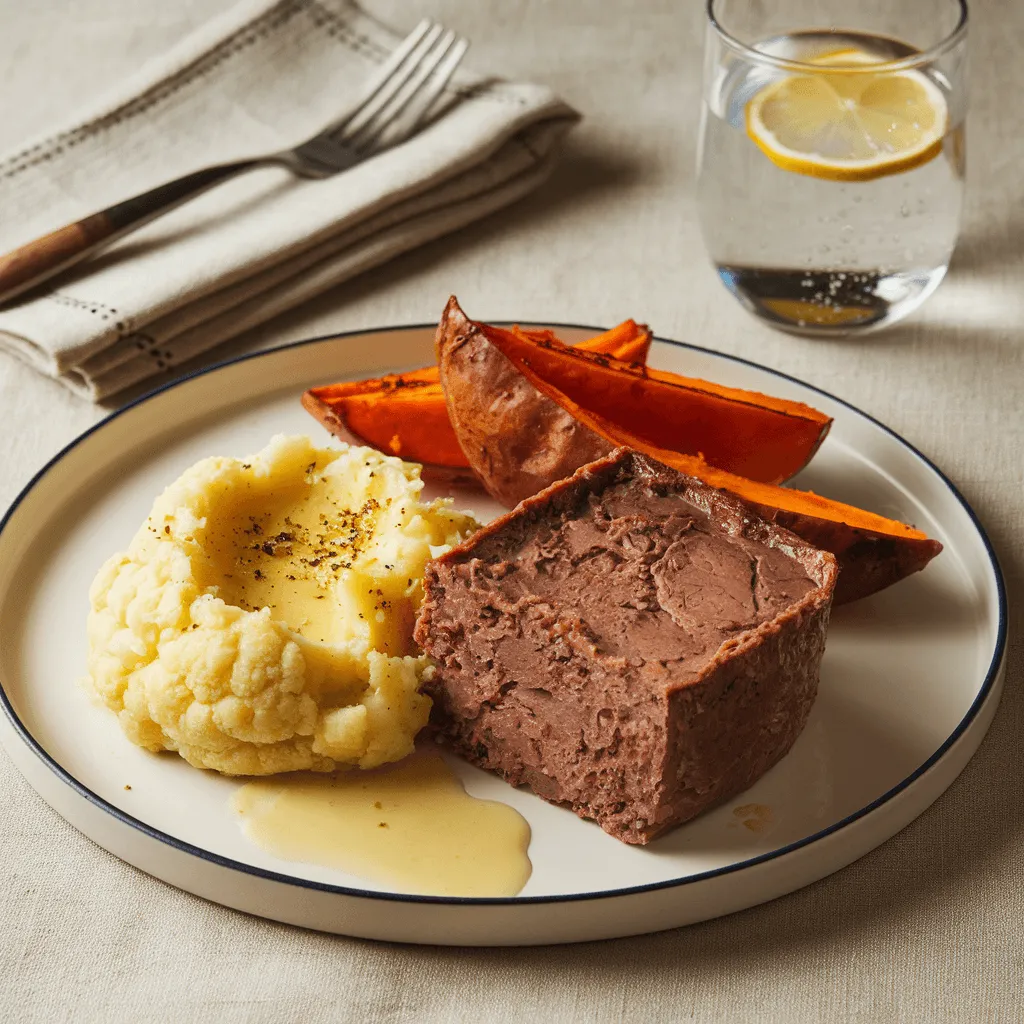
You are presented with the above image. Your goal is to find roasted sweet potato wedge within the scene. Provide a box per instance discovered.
[475,315,831,486]
[438,297,832,507]
[303,311,651,489]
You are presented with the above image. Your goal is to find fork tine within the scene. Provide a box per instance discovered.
[347,31,468,153]
[400,36,469,131]
[317,19,432,139]
[344,28,456,149]
[340,22,444,139]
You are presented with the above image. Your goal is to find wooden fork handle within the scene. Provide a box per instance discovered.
[0,160,257,307]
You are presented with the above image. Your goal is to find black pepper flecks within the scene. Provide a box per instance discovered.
[227,489,387,597]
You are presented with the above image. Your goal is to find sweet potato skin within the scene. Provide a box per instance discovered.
[436,297,614,507]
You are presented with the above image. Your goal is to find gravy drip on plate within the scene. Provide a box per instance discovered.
[233,755,532,897]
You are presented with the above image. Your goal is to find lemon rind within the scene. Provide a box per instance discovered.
[744,119,945,182]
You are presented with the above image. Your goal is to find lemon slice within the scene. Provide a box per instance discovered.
[745,48,948,181]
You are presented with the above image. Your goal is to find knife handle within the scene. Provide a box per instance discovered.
[0,161,257,307]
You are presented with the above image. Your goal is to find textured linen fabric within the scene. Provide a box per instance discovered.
[0,0,577,399]
[1,0,1023,1022]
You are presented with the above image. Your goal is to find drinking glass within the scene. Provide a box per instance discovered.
[696,0,968,336]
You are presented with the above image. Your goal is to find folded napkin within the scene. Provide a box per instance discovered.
[0,0,578,400]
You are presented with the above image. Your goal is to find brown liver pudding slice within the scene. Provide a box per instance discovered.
[415,449,838,845]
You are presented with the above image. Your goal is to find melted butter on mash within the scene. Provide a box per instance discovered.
[86,435,478,776]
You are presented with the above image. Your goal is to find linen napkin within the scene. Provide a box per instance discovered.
[0,0,579,400]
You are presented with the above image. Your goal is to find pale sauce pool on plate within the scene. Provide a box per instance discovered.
[233,754,532,897]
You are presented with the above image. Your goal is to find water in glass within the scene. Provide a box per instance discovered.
[697,30,965,336]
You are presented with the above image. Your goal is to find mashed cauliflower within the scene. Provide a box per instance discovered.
[86,435,478,775]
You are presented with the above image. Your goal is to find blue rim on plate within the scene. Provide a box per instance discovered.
[0,323,1008,907]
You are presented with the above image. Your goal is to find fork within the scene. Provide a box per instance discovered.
[0,19,467,307]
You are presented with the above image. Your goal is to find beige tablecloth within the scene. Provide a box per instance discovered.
[2,1,1021,1021]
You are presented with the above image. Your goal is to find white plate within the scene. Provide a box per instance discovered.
[0,325,1006,946]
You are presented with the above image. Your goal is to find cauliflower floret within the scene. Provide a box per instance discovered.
[85,435,477,775]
